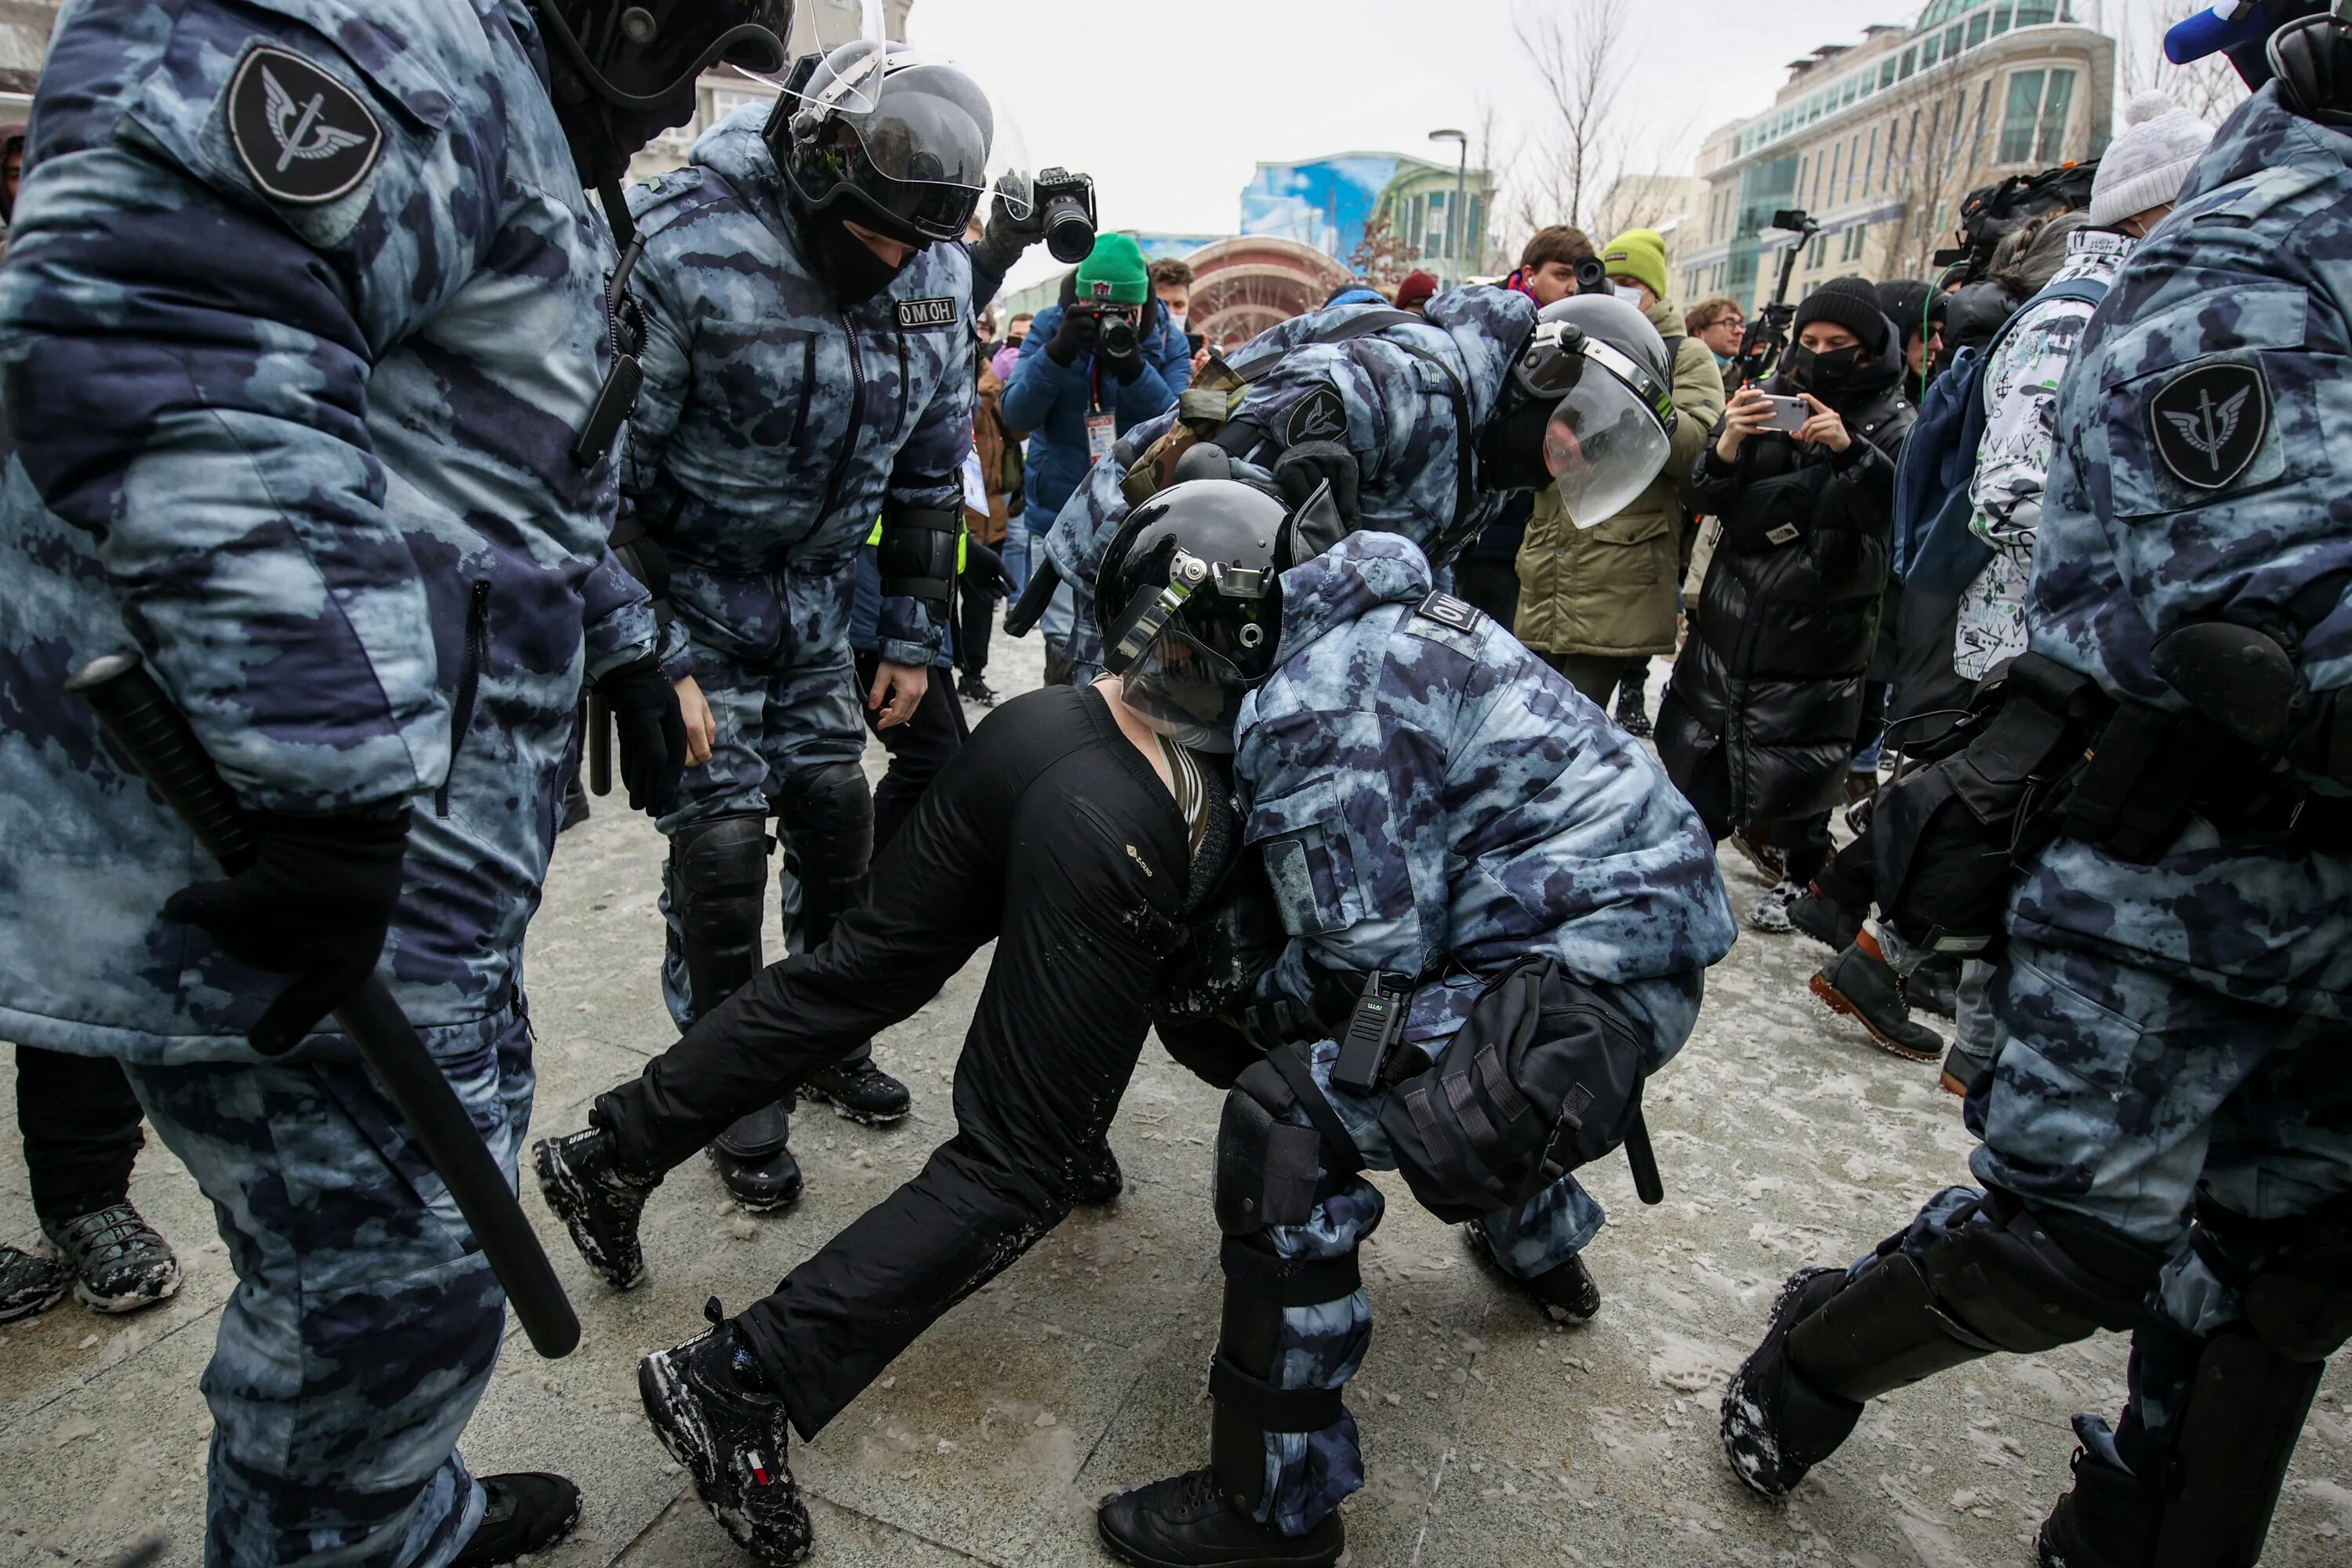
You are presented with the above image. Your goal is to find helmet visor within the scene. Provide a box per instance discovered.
[575,1,794,105]
[1123,623,1253,753]
[787,45,998,241]
[1543,368,1674,528]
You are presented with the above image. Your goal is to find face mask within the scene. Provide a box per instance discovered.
[1165,309,1187,333]
[1611,282,1645,303]
[807,209,912,307]
[1784,343,1864,394]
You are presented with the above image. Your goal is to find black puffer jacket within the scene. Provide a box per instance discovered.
[1658,359,1915,830]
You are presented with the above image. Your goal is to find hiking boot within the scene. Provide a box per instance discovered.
[1096,1466,1345,1568]
[1809,942,1944,1061]
[532,1126,658,1289]
[797,1058,911,1126]
[0,1243,68,1323]
[1909,955,1960,1019]
[43,1202,180,1314]
[1720,1266,1863,1500]
[1613,682,1653,739]
[1727,829,1784,884]
[1746,879,1802,934]
[1073,1138,1123,1207]
[1940,1036,1995,1098]
[2036,1433,2157,1568]
[451,1473,583,1568]
[641,1300,811,1566]
[1788,887,1861,952]
[710,1103,804,1211]
[1463,1217,1599,1323]
[956,672,999,706]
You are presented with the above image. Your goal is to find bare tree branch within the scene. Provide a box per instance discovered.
[1510,0,1632,235]
[2116,0,2249,123]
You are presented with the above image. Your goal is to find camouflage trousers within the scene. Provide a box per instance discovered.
[1860,938,2352,1489]
[125,1011,534,1568]
[1241,1033,1608,1537]
[656,558,866,1029]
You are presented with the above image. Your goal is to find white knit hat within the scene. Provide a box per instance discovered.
[2089,91,2215,227]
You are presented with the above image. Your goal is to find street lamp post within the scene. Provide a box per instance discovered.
[1428,129,1468,284]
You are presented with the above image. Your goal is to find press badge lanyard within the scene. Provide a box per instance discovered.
[1086,361,1115,464]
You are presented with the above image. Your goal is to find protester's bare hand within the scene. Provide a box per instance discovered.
[868,659,929,730]
[1794,393,1851,452]
[674,676,716,766]
[1718,386,1774,459]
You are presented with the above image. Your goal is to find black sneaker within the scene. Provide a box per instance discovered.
[641,1300,811,1566]
[1462,1217,1599,1323]
[0,1243,69,1323]
[43,1202,180,1314]
[1097,1466,1344,1568]
[1072,1139,1123,1207]
[957,672,999,706]
[1613,683,1653,739]
[2036,1436,2156,1568]
[797,1058,911,1126]
[532,1127,657,1290]
[710,1102,803,1212]
[451,1473,583,1568]
[1809,943,1944,1062]
[1788,887,1861,952]
[1721,1266,1862,1500]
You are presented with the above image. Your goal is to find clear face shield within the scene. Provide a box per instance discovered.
[1516,328,1676,529]
[1102,551,1272,753]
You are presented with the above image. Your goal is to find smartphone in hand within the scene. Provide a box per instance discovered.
[1758,394,1811,432]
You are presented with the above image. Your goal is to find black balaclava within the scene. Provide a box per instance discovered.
[791,183,915,307]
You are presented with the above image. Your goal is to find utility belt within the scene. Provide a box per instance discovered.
[1872,652,2352,956]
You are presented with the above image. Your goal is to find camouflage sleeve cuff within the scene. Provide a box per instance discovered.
[657,619,695,684]
[877,592,944,669]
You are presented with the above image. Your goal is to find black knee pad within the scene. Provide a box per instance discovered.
[1922,1191,2164,1353]
[1214,1064,1323,1236]
[2194,1198,2352,1363]
[1207,1232,1360,1510]
[775,760,874,883]
[671,814,771,1007]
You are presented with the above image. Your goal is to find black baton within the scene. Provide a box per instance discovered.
[1623,1108,1664,1206]
[67,653,582,1359]
[586,691,612,797]
[1003,554,1062,637]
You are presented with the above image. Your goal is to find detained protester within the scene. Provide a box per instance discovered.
[1033,274,1551,681]
[0,1,779,1561]
[532,481,1287,1562]
[1722,9,2352,1566]
[1096,305,1737,1568]
[1658,276,1916,935]
[614,42,1058,1208]
[1515,234,1723,738]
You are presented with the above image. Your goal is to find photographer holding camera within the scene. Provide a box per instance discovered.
[1001,232,1192,674]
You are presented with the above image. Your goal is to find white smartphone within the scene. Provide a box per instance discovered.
[1757,394,1811,432]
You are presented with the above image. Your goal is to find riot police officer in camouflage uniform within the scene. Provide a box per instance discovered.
[1719,8,2352,1564]
[0,2,779,1562]
[616,41,1051,1207]
[1098,299,1740,1568]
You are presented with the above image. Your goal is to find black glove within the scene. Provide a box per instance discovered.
[595,654,686,816]
[1045,307,1099,367]
[1272,439,1361,521]
[961,537,1015,600]
[1097,338,1144,385]
[164,807,411,1054]
[969,176,1048,278]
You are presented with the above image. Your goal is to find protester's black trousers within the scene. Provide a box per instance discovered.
[595,684,1186,1436]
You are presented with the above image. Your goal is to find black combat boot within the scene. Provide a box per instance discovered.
[642,1299,812,1565]
[1096,1468,1344,1568]
[43,1201,181,1314]
[710,1102,804,1210]
[1613,681,1653,739]
[1719,1267,1864,1499]
[533,1126,659,1289]
[1462,1216,1599,1322]
[1072,1138,1124,1207]
[1809,941,1944,1061]
[2036,1432,2156,1568]
[451,1473,583,1567]
[1788,886,1862,952]
[797,1058,911,1126]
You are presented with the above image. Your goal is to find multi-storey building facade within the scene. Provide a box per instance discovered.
[1678,0,2114,310]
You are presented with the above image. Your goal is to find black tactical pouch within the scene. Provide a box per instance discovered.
[1377,956,1647,1225]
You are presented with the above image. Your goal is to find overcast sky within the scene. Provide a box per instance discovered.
[903,0,1918,290]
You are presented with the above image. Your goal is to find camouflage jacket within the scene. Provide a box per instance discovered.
[0,0,652,1060]
[1040,288,1537,673]
[2019,82,2352,1016]
[1235,532,1737,1062]
[623,108,975,670]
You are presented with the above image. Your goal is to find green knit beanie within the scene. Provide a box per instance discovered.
[1600,228,1669,302]
[1075,232,1150,305]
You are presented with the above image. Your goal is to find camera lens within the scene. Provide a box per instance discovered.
[1044,196,1096,264]
[1099,314,1138,358]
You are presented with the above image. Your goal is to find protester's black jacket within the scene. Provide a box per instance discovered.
[1659,360,1915,829]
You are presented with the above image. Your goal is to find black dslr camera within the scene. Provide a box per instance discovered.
[1082,279,1140,359]
[1033,167,1098,263]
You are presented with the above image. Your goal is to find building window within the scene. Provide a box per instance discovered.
[1991,2,2013,34]
[1921,34,1941,67]
[1945,24,1965,57]
[1966,9,1990,48]
[2038,69,2076,160]
[1863,125,1878,194]
[1901,45,1918,77]
[1808,231,1828,269]
[2016,0,2057,20]
[1881,59,1897,89]
[1969,78,1992,168]
[1999,68,2045,162]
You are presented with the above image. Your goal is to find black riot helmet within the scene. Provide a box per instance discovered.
[1486,292,1678,530]
[529,2,794,187]
[768,42,997,247]
[1094,481,1290,753]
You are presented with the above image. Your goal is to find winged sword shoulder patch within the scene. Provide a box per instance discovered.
[224,46,383,205]
[2147,360,2268,492]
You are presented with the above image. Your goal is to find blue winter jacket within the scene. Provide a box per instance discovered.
[1000,292,1192,522]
